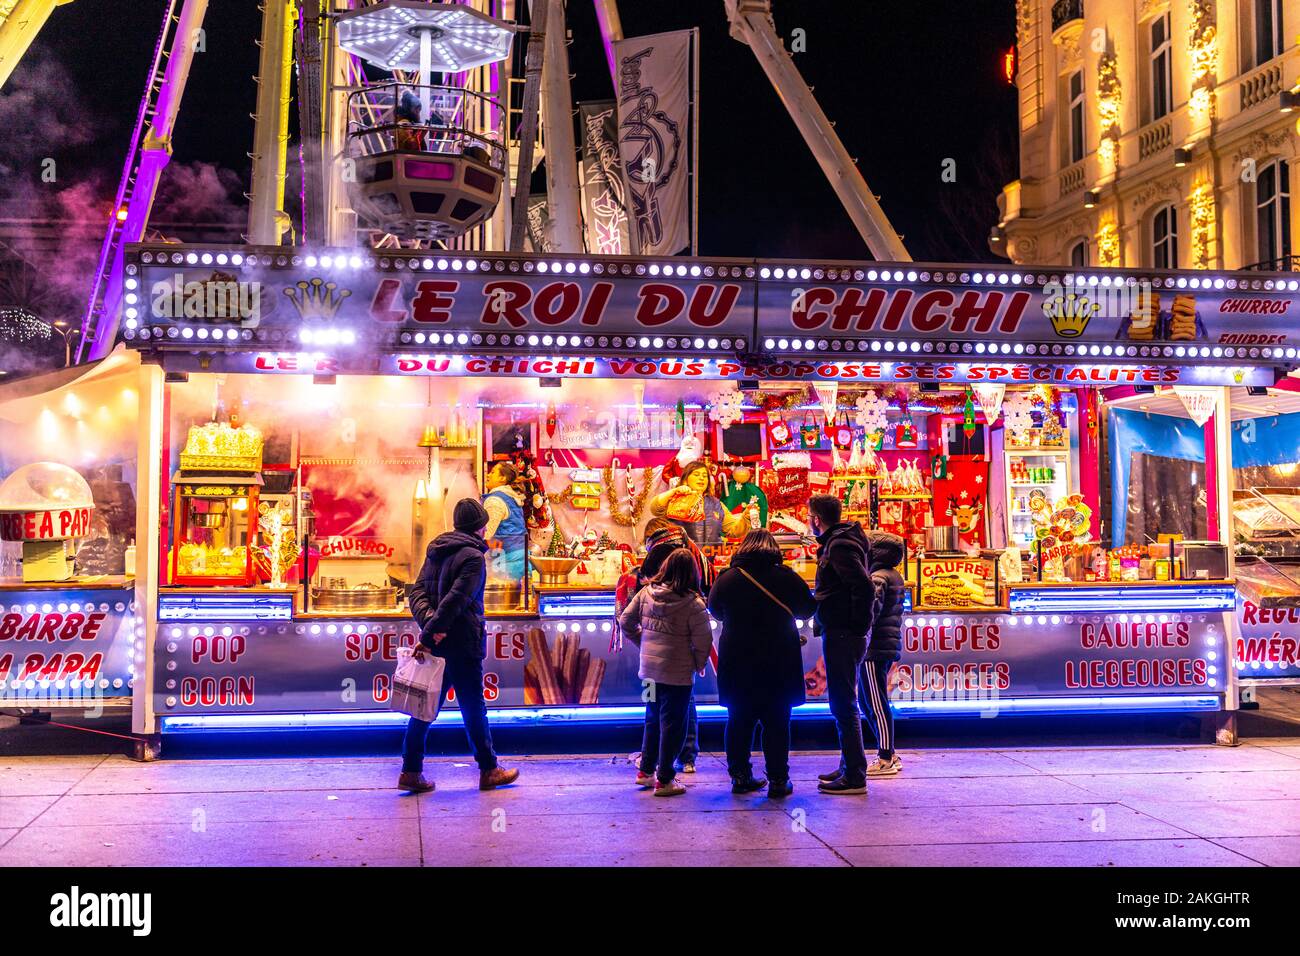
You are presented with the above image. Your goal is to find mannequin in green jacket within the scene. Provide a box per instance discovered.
[721,463,769,528]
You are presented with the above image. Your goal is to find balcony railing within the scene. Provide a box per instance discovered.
[1240,61,1284,111]
[1242,256,1299,272]
[1052,0,1083,34]
[1138,119,1172,160]
[1058,161,1086,198]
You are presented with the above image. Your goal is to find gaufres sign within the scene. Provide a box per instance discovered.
[127,246,1300,350]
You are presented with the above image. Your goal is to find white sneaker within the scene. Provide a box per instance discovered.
[654,778,687,797]
[866,756,902,777]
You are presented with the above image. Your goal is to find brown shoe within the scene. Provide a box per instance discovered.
[479,766,520,790]
[397,771,435,793]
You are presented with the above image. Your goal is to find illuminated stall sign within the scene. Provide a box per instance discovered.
[0,589,137,706]
[153,607,1225,717]
[125,245,1300,353]
[0,508,94,541]
[154,351,1275,387]
[1236,598,1300,680]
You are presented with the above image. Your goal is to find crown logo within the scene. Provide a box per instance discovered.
[284,277,351,320]
[1234,371,1245,384]
[1042,292,1098,338]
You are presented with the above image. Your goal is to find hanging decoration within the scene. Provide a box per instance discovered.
[972,384,1006,426]
[707,385,745,429]
[1173,386,1217,427]
[632,381,646,424]
[545,402,558,440]
[603,464,657,526]
[766,411,793,447]
[674,398,686,437]
[755,387,812,412]
[854,389,889,432]
[895,391,918,449]
[962,389,977,438]
[813,383,839,421]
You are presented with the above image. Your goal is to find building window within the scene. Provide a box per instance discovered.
[1254,0,1285,66]
[1069,239,1089,268]
[1152,205,1179,269]
[1150,13,1173,119]
[1067,70,1085,164]
[1256,159,1292,268]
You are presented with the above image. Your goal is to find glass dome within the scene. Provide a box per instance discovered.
[0,462,95,513]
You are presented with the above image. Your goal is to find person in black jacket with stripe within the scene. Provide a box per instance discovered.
[861,531,906,777]
[808,494,875,795]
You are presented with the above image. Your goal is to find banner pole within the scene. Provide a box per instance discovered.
[691,27,700,257]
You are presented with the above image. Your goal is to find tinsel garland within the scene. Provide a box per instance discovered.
[603,466,656,526]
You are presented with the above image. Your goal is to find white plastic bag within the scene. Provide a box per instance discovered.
[390,645,447,722]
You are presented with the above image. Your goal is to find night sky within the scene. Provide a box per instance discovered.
[26,0,1017,264]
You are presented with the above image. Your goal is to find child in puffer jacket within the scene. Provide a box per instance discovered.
[617,548,713,797]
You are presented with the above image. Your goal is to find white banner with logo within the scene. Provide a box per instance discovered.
[613,30,696,256]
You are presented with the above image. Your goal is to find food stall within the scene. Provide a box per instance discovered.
[10,243,1300,744]
[0,351,144,717]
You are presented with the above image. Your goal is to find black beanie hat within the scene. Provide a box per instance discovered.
[453,498,490,532]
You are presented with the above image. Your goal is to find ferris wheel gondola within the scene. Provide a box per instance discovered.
[336,0,516,241]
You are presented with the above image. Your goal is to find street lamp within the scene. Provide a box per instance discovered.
[52,321,82,368]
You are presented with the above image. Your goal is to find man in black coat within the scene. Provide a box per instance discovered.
[398,498,520,794]
[808,494,874,795]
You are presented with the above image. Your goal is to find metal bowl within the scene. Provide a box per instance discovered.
[311,586,399,611]
[530,556,578,585]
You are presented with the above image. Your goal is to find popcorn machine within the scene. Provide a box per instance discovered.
[169,422,264,586]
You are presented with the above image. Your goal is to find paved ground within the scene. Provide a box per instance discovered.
[3,736,1300,866]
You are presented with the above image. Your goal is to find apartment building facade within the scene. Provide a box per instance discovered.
[994,0,1297,271]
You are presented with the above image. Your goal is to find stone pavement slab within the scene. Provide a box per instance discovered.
[1061,769,1300,803]
[999,744,1300,775]
[0,817,422,867]
[0,795,60,828]
[1120,799,1300,838]
[1211,836,1300,866]
[837,838,1261,867]
[793,801,1190,847]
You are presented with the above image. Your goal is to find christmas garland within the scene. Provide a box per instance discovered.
[603,465,656,526]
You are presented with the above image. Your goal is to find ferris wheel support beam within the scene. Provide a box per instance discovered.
[0,0,75,89]
[723,0,910,262]
[247,0,297,246]
[84,0,210,362]
[536,0,583,252]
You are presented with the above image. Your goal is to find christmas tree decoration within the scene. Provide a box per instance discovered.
[895,418,918,449]
[963,389,977,438]
[544,524,569,557]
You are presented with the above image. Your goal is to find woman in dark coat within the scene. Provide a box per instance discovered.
[708,529,816,798]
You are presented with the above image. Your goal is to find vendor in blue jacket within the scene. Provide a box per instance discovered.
[399,498,520,795]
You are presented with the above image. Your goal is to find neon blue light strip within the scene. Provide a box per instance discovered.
[158,693,1221,732]
[158,594,295,621]
[1007,585,1235,613]
[538,592,618,618]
